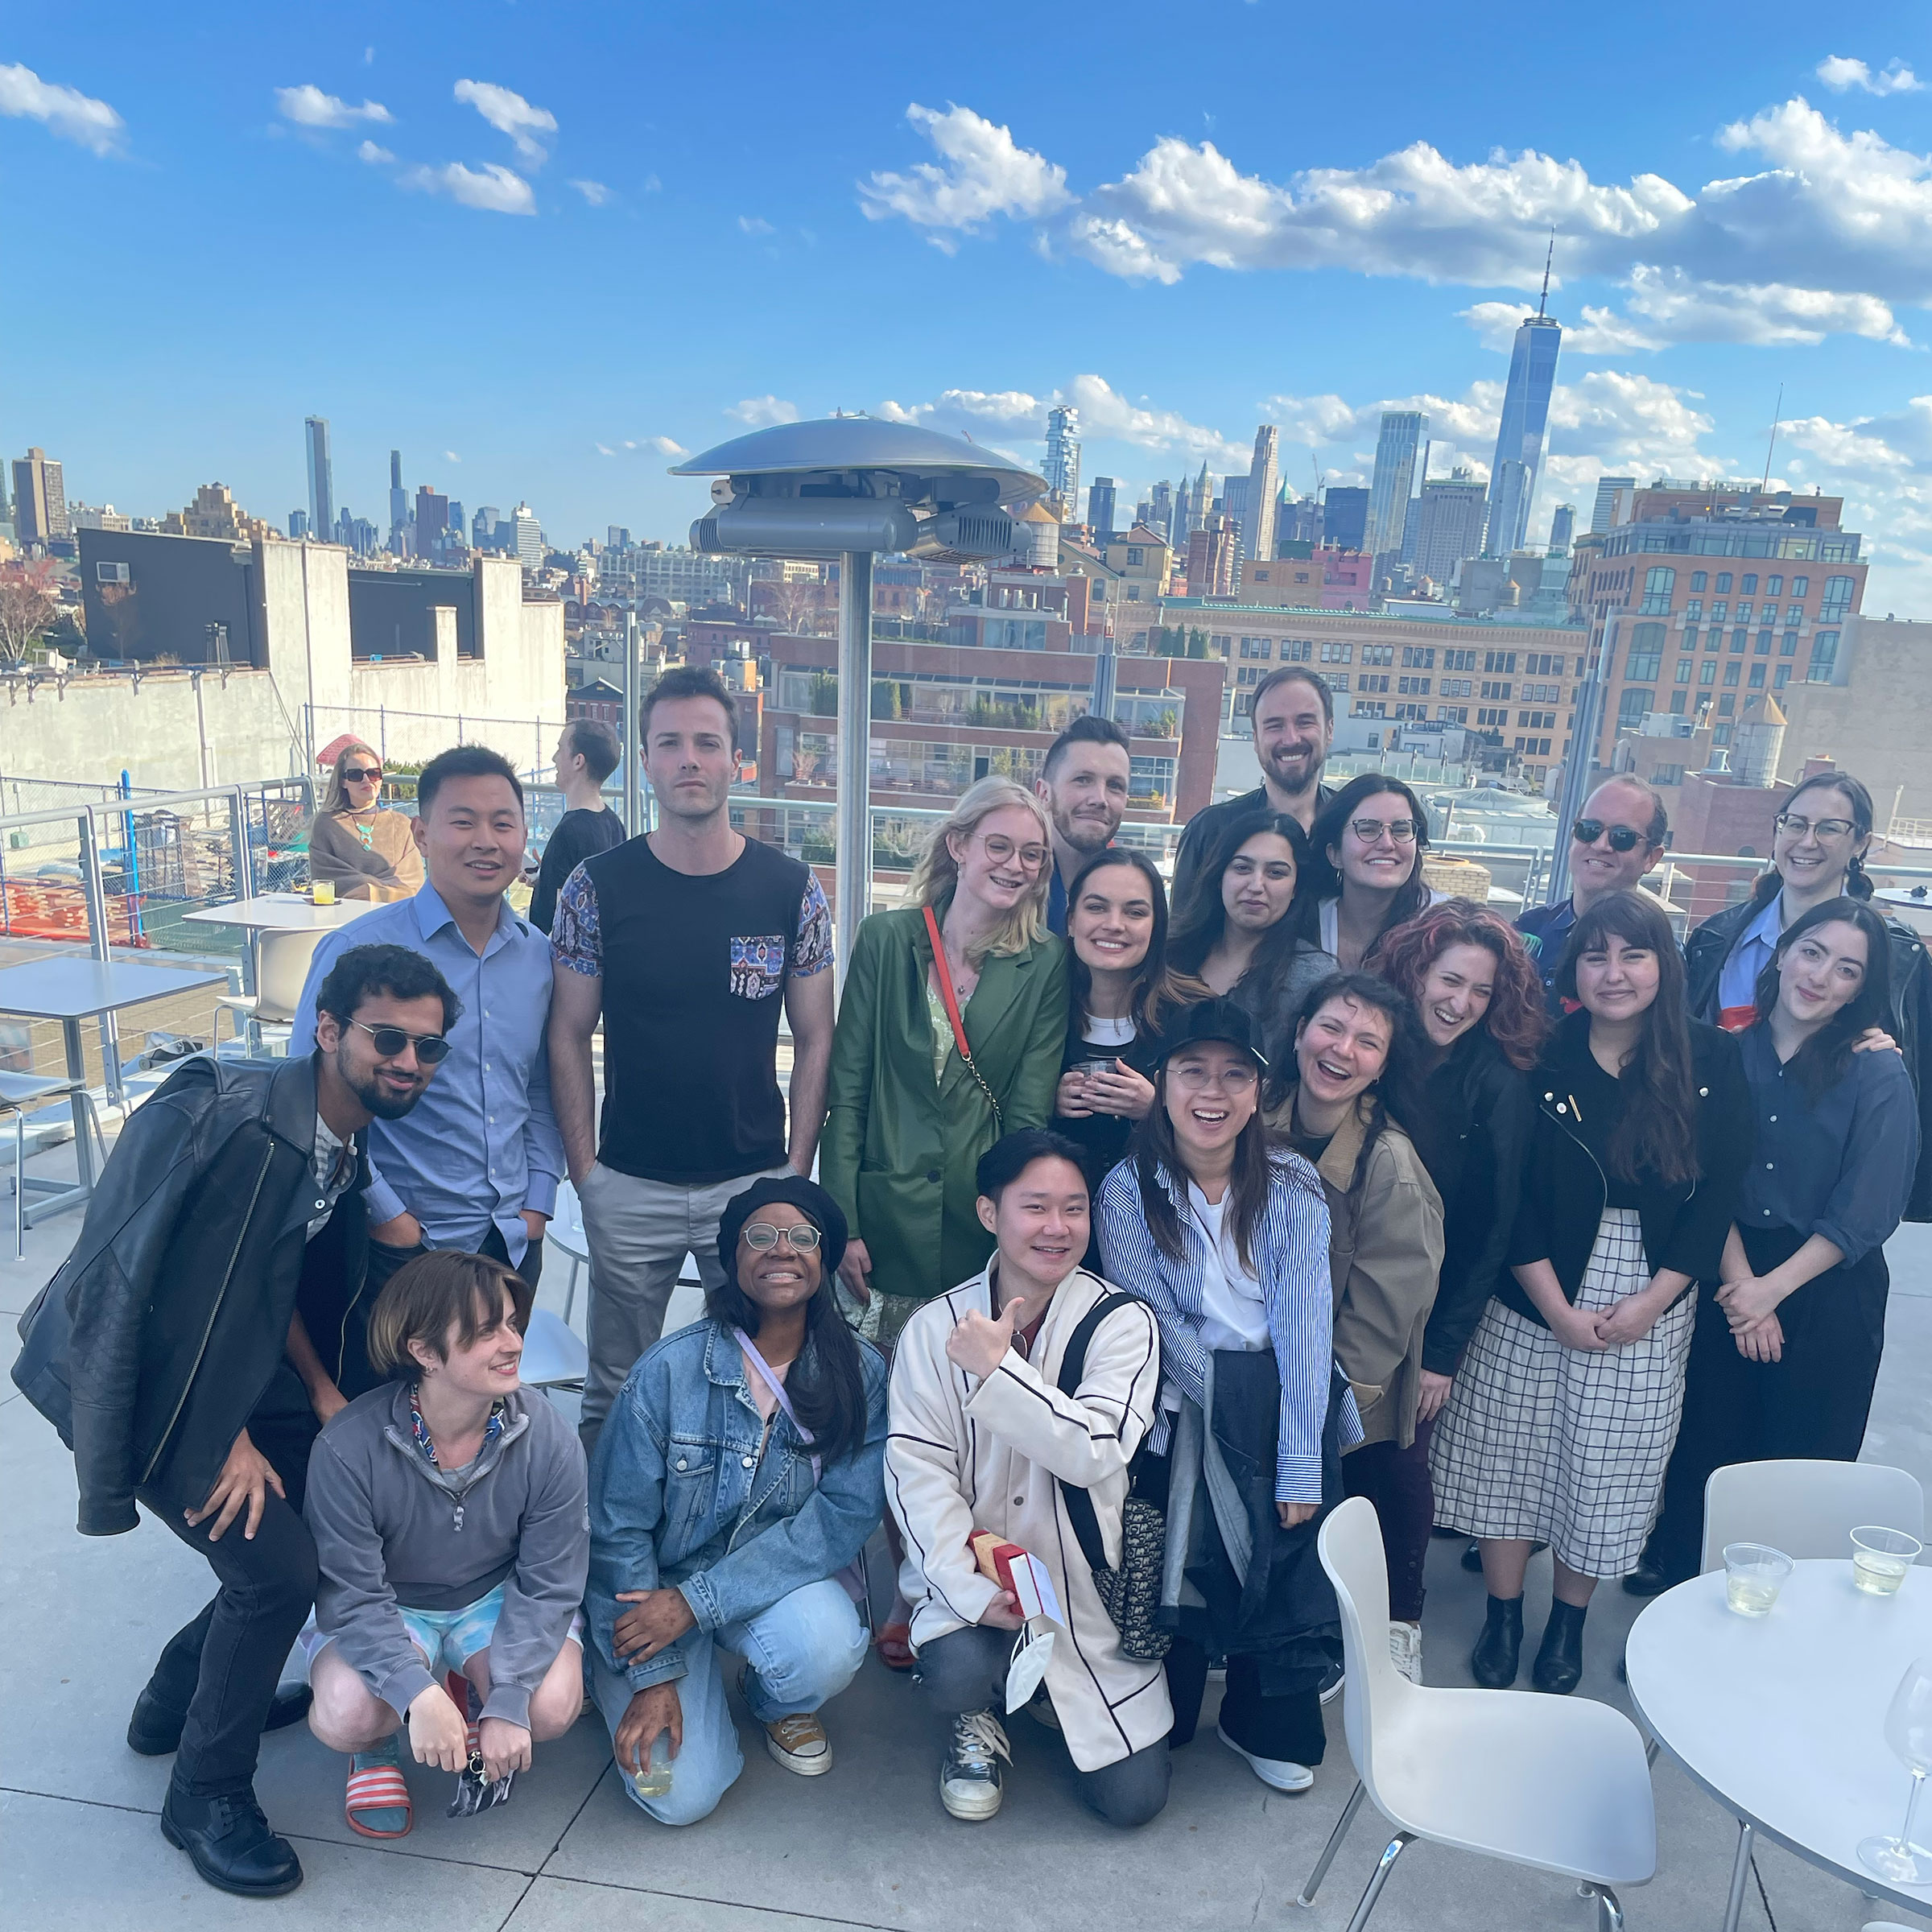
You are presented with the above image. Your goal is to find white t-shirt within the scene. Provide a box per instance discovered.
[1187,1182,1270,1354]
[1080,1013,1137,1051]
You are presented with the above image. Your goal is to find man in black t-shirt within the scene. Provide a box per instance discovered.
[548,667,836,1449]
[528,719,626,932]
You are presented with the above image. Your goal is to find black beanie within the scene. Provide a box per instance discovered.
[716,1174,848,1287]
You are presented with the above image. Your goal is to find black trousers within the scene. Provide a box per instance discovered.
[1647,1230,1889,1586]
[1166,1637,1327,1768]
[135,1367,320,1798]
[913,1624,1171,1828]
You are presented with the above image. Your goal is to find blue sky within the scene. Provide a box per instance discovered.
[7,2,1932,606]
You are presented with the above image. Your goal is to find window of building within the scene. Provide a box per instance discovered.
[1281,638,1313,661]
[1668,691,1686,715]
[1730,629,1748,654]
[1352,699,1386,717]
[1616,688,1653,729]
[1774,664,1791,689]
[1236,666,1259,687]
[1393,703,1428,720]
[1711,601,1728,623]
[1327,673,1349,691]
[1735,601,1754,624]
[1785,603,1802,624]
[1641,566,1677,613]
[1715,572,1733,592]
[1476,706,1509,727]
[1780,630,1798,656]
[1359,673,1390,692]
[1624,622,1665,683]
[1444,648,1477,671]
[1480,679,1513,700]
[1740,573,1758,593]
[1211,634,1232,655]
[1440,677,1473,697]
[1126,547,1145,566]
[1239,636,1272,659]
[1755,629,1773,655]
[1684,599,1703,620]
[1724,660,1741,686]
[1682,629,1699,653]
[1821,576,1856,621]
[1482,650,1518,673]
[1397,675,1430,694]
[1715,723,1733,746]
[1808,630,1840,680]
[1699,660,1717,686]
[1401,646,1436,668]
[1690,572,1708,592]
[1748,664,1765,688]
[1674,658,1693,683]
[1362,644,1394,665]
[1703,628,1719,653]
[1321,642,1352,663]
[1791,576,1809,597]
[1766,575,1782,596]
[1437,704,1469,723]
[1719,693,1737,716]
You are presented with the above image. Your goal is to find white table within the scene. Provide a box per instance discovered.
[180,893,366,934]
[1626,1560,1932,1929]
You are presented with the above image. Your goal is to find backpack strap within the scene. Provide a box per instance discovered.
[1054,1290,1141,1576]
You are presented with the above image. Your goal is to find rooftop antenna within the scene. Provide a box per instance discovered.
[1536,229,1555,318]
[1760,385,1784,493]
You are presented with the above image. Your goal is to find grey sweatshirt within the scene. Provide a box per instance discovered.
[305,1382,588,1728]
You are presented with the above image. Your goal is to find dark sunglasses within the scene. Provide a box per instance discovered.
[351,1019,452,1063]
[1571,819,1645,852]
[342,766,382,783]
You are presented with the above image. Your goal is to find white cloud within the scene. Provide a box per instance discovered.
[642,172,662,193]
[859,103,1070,250]
[399,160,535,216]
[275,84,393,130]
[357,139,394,165]
[453,80,556,163]
[738,215,774,235]
[569,179,610,205]
[1816,56,1922,96]
[444,451,460,464]
[645,435,687,456]
[0,62,124,155]
[727,396,801,427]
[597,443,616,456]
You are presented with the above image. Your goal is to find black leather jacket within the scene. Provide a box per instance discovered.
[12,1054,366,1535]
[1685,890,1932,1220]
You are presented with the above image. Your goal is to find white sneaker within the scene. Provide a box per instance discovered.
[1388,1622,1423,1685]
[764,1713,832,1776]
[1216,1723,1314,1793]
[939,1710,1010,1821]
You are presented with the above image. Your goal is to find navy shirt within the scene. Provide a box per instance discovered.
[1736,1024,1920,1268]
[1515,898,1578,1015]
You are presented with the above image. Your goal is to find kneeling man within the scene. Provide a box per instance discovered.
[304,1253,588,1838]
[888,1129,1171,1827]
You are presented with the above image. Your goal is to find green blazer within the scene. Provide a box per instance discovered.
[821,906,1068,1306]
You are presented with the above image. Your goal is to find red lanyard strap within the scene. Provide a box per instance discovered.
[923,904,1004,1132]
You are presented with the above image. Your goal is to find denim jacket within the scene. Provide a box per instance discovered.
[588,1318,887,1692]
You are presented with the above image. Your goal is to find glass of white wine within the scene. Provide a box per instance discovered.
[1852,1525,1922,1598]
[1722,1542,1793,1617]
[1858,1656,1932,1885]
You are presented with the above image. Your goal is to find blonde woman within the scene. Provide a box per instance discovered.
[308,741,425,897]
[822,776,1069,1351]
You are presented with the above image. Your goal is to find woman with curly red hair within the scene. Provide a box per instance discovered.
[1356,900,1546,1680]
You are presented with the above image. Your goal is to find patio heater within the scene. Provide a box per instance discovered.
[671,419,1046,984]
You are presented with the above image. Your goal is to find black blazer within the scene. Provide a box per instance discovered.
[1501,1013,1750,1329]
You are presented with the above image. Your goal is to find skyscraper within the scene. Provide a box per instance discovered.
[1149,478,1174,546]
[1483,267,1562,556]
[305,417,334,550]
[1323,486,1368,553]
[1590,476,1636,533]
[415,485,450,555]
[1183,461,1212,543]
[389,449,409,554]
[1043,405,1082,518]
[1086,477,1117,544]
[1548,502,1576,551]
[511,503,543,568]
[1409,469,1488,587]
[1243,426,1279,570]
[1185,516,1238,597]
[1364,411,1426,561]
[11,447,69,544]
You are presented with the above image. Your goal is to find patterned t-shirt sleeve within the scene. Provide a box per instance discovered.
[791,871,834,977]
[549,865,603,976]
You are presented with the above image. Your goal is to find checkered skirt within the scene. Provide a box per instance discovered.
[1428,1208,1696,1580]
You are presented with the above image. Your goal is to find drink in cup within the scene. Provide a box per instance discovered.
[1852,1526,1922,1597]
[1722,1542,1793,1617]
[311,877,336,906]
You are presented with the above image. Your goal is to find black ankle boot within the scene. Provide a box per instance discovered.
[1532,1600,1587,1695]
[1471,1595,1523,1688]
[160,1785,303,1897]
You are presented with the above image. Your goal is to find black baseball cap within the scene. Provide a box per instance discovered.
[1151,997,1268,1072]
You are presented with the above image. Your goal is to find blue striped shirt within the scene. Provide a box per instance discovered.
[1096,1150,1353,1504]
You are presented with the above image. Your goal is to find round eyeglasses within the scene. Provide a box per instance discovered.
[742,1221,822,1253]
[350,1020,452,1063]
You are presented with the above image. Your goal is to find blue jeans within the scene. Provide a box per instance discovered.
[590,1579,867,1827]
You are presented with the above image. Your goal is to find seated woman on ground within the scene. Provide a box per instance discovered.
[586,1175,887,1827]
[304,1252,588,1840]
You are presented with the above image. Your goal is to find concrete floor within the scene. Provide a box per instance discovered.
[4,1126,1931,1932]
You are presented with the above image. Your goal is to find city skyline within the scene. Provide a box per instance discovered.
[5,5,1930,608]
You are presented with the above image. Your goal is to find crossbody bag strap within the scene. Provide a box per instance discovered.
[733,1326,820,1484]
[1052,1290,1139,1576]
[922,904,1003,1129]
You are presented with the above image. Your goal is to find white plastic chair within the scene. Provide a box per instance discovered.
[1699,1459,1924,1572]
[548,1179,590,1327]
[518,1308,588,1391]
[216,928,326,1056]
[1297,1498,1656,1932]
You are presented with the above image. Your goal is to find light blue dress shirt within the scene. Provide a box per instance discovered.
[289,884,564,1262]
[1716,891,1785,1017]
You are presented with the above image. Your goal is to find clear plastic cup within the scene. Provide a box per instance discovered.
[311,877,336,906]
[1723,1542,1794,1616]
[1852,1526,1923,1598]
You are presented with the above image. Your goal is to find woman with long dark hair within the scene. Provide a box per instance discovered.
[1684,766,1931,1217]
[1307,774,1441,972]
[1429,891,1749,1695]
[1051,848,1202,1236]
[587,1174,887,1825]
[1166,809,1334,1060]
[1097,999,1346,1795]
[1262,972,1444,1683]
[1646,900,1920,1585]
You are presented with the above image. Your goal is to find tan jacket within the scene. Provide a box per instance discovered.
[886,1266,1172,1771]
[1276,1095,1444,1451]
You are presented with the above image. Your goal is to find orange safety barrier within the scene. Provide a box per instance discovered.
[0,881,151,947]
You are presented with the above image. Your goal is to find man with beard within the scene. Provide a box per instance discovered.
[1035,714,1133,935]
[12,943,455,1899]
[1172,667,1337,904]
